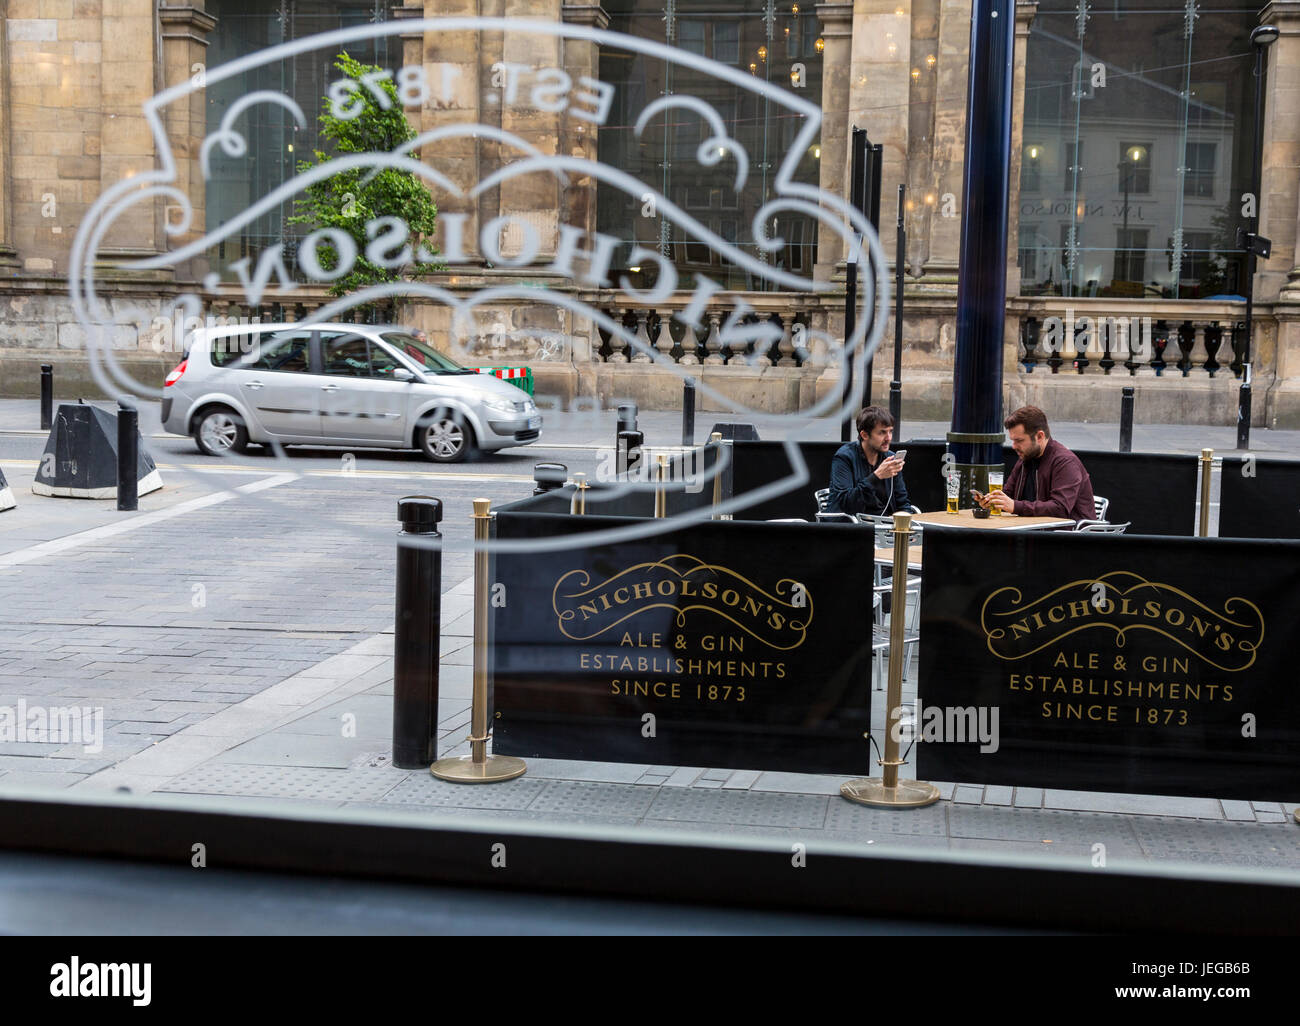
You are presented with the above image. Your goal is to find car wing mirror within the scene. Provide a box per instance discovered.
[392,367,415,382]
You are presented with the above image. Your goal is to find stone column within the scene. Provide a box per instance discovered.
[159,5,218,283]
[0,0,19,268]
[812,2,853,282]
[418,0,483,267]
[496,0,564,264]
[844,0,913,277]
[98,0,164,263]
[559,5,606,250]
[921,0,973,288]
[1005,0,1037,300]
[1257,1,1300,304]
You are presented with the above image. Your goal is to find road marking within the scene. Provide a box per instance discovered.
[0,473,297,569]
[0,458,535,483]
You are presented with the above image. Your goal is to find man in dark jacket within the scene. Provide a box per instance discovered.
[826,405,911,516]
[980,405,1095,522]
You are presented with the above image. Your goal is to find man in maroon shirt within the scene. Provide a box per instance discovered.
[977,406,1095,522]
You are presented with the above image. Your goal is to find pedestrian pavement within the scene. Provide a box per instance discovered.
[4,396,1300,456]
[0,397,1297,878]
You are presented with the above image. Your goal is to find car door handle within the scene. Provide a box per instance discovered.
[243,380,264,390]
[320,384,341,392]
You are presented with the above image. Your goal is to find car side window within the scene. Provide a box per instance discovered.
[249,331,311,373]
[322,333,372,377]
[368,342,405,380]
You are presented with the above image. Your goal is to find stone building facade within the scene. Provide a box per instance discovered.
[1,0,1298,428]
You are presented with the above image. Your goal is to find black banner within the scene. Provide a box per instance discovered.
[1220,455,1300,539]
[492,513,876,773]
[917,529,1300,800]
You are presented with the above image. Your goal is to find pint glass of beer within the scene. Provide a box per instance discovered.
[988,470,1004,515]
[945,473,959,514]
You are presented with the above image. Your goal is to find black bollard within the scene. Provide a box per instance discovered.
[1236,380,1251,452]
[116,401,138,512]
[616,402,637,455]
[1119,386,1135,453]
[682,378,696,446]
[393,496,442,769]
[617,430,643,477]
[533,462,568,495]
[40,365,52,431]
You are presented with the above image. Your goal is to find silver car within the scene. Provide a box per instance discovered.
[161,323,541,462]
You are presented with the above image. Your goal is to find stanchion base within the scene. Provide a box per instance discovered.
[840,778,941,808]
[430,754,527,784]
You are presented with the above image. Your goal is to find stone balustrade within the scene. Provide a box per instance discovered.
[1016,298,1252,379]
[593,299,821,368]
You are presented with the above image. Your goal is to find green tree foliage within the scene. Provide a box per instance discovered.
[289,52,439,297]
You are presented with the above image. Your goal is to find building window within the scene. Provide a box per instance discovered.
[713,23,739,64]
[1022,145,1043,193]
[1185,142,1216,199]
[678,20,706,55]
[1063,141,1082,192]
[1119,143,1151,195]
[1114,228,1149,283]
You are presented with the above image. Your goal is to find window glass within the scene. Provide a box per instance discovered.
[1020,0,1257,298]
[598,0,823,291]
[249,331,311,373]
[322,333,373,376]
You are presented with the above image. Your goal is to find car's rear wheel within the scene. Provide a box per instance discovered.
[193,406,249,457]
[417,413,475,463]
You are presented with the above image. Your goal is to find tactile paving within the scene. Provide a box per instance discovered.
[528,780,659,818]
[377,774,546,810]
[646,788,829,829]
[1129,817,1300,863]
[161,764,399,801]
[948,806,1141,846]
[823,800,949,836]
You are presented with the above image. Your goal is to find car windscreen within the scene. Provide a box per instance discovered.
[382,332,476,374]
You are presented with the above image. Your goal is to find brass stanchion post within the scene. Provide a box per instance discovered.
[571,471,588,516]
[1198,448,1214,538]
[710,432,723,520]
[654,453,668,518]
[841,512,940,808]
[430,498,526,783]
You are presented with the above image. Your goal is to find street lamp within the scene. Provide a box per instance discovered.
[1238,23,1279,450]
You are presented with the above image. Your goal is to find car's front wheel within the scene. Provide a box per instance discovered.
[193,406,249,457]
[417,413,475,463]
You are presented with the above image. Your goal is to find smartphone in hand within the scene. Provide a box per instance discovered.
[891,449,908,463]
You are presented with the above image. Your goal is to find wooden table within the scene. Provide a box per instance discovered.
[910,509,1074,531]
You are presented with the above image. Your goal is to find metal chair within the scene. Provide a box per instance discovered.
[814,487,831,514]
[871,585,920,691]
[1075,519,1129,533]
[1093,495,1110,521]
[814,511,857,523]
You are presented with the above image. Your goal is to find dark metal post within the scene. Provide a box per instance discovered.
[533,463,568,495]
[681,377,696,446]
[393,496,442,769]
[116,401,138,512]
[1238,27,1277,451]
[1119,386,1134,453]
[948,0,1016,493]
[890,184,906,437]
[841,257,858,442]
[618,430,644,477]
[617,402,637,436]
[40,365,52,431]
